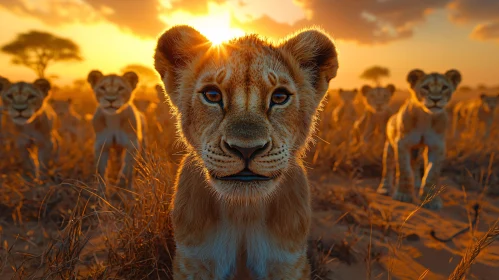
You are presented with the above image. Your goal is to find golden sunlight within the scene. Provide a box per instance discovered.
[160,2,245,45]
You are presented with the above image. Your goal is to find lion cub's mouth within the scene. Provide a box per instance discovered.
[427,105,442,110]
[215,169,273,182]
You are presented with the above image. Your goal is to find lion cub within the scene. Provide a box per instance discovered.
[452,93,498,138]
[50,98,83,143]
[154,26,339,279]
[332,89,358,128]
[378,69,461,210]
[87,70,146,194]
[353,84,396,144]
[0,76,59,181]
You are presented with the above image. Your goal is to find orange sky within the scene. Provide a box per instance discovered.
[0,0,498,90]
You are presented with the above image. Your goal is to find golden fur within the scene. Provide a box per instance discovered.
[87,70,146,195]
[452,93,498,138]
[0,76,59,181]
[353,84,396,144]
[154,25,339,279]
[153,84,171,129]
[378,69,461,210]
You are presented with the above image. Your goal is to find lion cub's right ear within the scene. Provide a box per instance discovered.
[87,70,104,88]
[154,25,210,102]
[0,76,11,92]
[33,78,51,97]
[407,69,426,88]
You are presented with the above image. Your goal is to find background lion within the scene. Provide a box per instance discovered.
[378,69,462,210]
[0,76,59,181]
[86,70,146,196]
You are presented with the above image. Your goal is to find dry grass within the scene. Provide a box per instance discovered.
[448,220,499,280]
[0,87,498,279]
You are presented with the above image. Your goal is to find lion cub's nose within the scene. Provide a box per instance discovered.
[224,142,269,161]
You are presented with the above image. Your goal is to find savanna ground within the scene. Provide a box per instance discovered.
[0,85,498,280]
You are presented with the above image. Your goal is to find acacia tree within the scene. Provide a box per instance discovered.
[360,66,390,86]
[1,30,82,78]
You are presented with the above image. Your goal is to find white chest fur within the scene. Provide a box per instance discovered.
[176,210,302,278]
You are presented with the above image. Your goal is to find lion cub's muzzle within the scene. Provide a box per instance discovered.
[216,140,273,182]
[9,104,33,123]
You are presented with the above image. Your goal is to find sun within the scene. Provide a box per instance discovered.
[197,24,245,45]
[160,2,245,45]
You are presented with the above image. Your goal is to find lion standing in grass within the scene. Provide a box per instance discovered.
[86,70,146,195]
[50,98,83,143]
[378,69,461,210]
[0,76,59,181]
[331,89,358,128]
[154,25,338,279]
[353,84,396,145]
[452,93,498,139]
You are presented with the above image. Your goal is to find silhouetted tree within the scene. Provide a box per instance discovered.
[360,66,390,86]
[1,30,82,78]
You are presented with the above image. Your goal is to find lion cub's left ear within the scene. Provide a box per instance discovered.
[33,78,51,97]
[444,69,461,88]
[279,29,339,94]
[122,71,139,90]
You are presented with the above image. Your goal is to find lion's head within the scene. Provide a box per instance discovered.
[338,88,357,104]
[407,69,461,114]
[0,77,51,125]
[361,85,395,113]
[50,98,73,115]
[87,71,139,115]
[479,93,499,112]
[154,26,338,200]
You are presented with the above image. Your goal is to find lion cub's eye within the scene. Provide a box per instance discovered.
[27,94,36,100]
[118,86,125,91]
[442,85,449,91]
[6,94,14,99]
[99,85,106,91]
[201,87,223,105]
[422,85,430,91]
[270,88,291,107]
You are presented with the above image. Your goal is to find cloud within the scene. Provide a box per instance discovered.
[0,0,98,25]
[84,0,166,38]
[168,0,226,14]
[234,0,450,44]
[448,0,499,22]
[0,0,167,38]
[3,0,499,44]
[448,0,499,41]
[471,21,499,41]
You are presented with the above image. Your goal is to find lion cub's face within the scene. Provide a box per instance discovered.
[338,89,357,104]
[480,93,499,112]
[360,85,395,112]
[407,69,461,114]
[154,26,338,200]
[0,77,51,125]
[50,98,72,115]
[87,71,139,115]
